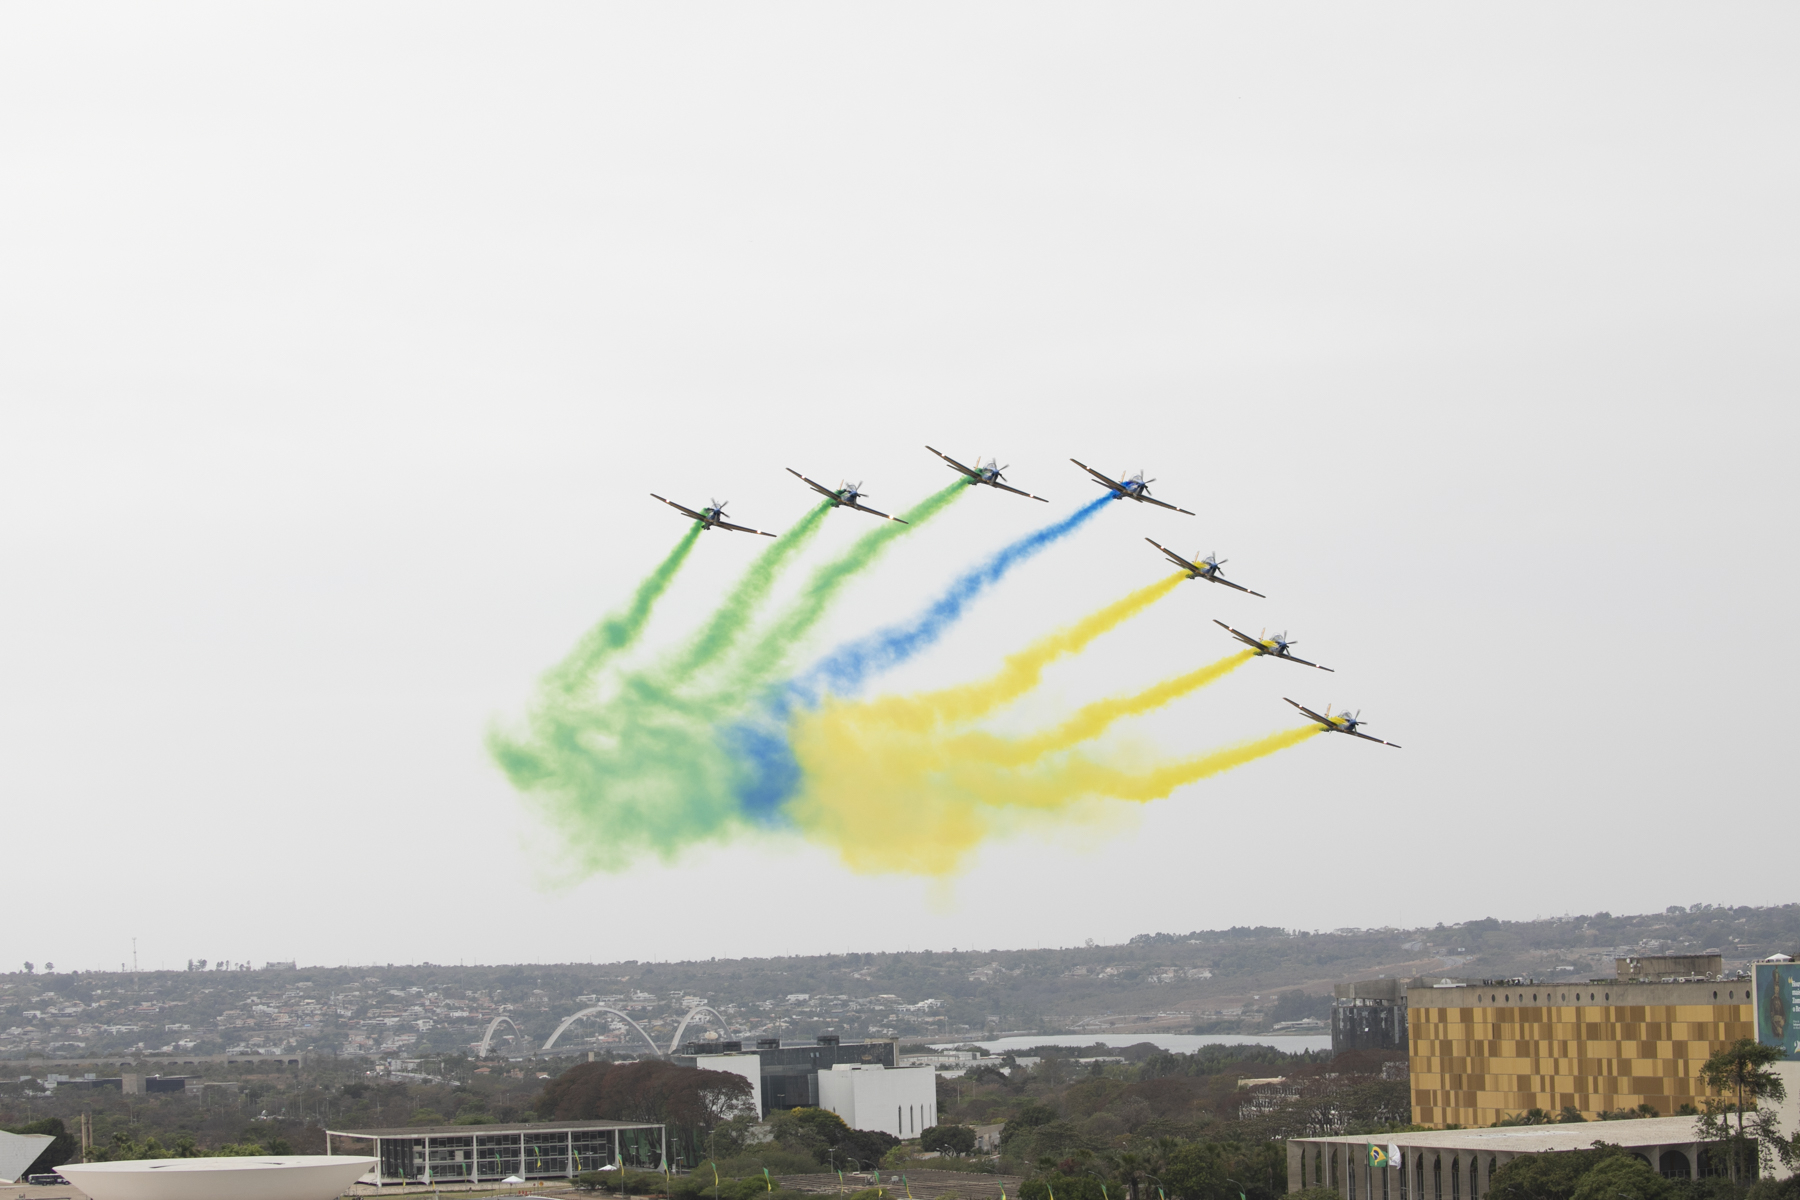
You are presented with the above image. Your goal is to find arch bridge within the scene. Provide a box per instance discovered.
[540,1004,735,1058]
[541,1006,664,1059]
[476,1014,525,1058]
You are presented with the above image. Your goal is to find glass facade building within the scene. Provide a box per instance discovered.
[328,1120,666,1185]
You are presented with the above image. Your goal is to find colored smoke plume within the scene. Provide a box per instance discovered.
[786,572,1225,872]
[544,523,702,694]
[722,482,966,692]
[489,483,965,871]
[666,501,831,677]
[789,709,1320,875]
[829,571,1187,733]
[728,566,1184,821]
[942,648,1256,766]
[798,492,1113,700]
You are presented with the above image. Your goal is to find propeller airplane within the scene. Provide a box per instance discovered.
[1146,538,1265,597]
[925,447,1048,501]
[1284,698,1401,747]
[650,494,778,537]
[786,469,908,523]
[1070,459,1195,514]
[1213,620,1332,671]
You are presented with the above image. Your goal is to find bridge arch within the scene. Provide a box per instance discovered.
[476,1014,524,1058]
[542,1006,663,1059]
[666,1005,732,1055]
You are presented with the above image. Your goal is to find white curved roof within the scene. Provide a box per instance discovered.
[58,1155,375,1200]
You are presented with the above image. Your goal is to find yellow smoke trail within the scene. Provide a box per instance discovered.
[786,571,1320,875]
[944,649,1256,767]
[791,718,1322,874]
[940,723,1324,809]
[836,571,1187,735]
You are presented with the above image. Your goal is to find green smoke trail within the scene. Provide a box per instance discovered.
[544,522,703,695]
[489,482,967,872]
[724,481,966,690]
[666,501,832,677]
[491,672,746,871]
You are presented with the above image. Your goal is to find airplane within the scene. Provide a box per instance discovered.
[1213,619,1333,671]
[1070,459,1195,515]
[786,469,909,523]
[1284,698,1402,748]
[925,447,1048,502]
[1145,538,1265,597]
[650,494,778,537]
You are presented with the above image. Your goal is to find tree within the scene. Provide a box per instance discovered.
[1567,1154,1672,1200]
[920,1125,976,1156]
[540,1061,755,1129]
[766,1106,898,1169]
[1108,1149,1152,1200]
[1697,1038,1788,1182]
[1496,1108,1554,1127]
[1001,1101,1060,1150]
[1489,1145,1622,1200]
[1160,1140,1285,1200]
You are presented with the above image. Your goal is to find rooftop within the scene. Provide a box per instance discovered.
[328,1120,660,1139]
[1294,1116,1709,1152]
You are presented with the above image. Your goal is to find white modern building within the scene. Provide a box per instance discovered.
[326,1120,665,1183]
[816,1064,937,1140]
[58,1156,375,1200]
[0,1130,55,1185]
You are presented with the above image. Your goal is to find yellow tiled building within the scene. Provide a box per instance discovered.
[1408,980,1755,1127]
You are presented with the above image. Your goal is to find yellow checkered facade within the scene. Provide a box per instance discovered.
[1408,982,1754,1127]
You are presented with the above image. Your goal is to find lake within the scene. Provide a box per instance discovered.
[931,1032,1332,1055]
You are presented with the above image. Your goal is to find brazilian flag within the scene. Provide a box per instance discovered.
[1367,1146,1389,1170]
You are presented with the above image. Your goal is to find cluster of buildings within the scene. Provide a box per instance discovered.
[320,1035,938,1186]
[1289,953,1800,1195]
[0,977,332,1060]
[674,1034,937,1137]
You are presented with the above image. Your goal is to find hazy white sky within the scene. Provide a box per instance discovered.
[3,5,1795,973]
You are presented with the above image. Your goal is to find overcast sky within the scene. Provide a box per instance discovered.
[3,5,1795,973]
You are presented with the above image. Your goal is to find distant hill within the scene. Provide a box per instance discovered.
[3,902,1793,1061]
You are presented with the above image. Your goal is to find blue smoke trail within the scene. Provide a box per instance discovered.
[726,494,1113,822]
[793,492,1112,701]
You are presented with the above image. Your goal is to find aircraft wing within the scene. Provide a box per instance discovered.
[845,498,907,523]
[1280,652,1333,672]
[1284,698,1333,727]
[651,494,709,522]
[990,479,1049,502]
[1071,458,1126,491]
[714,519,778,538]
[1211,619,1264,651]
[1139,494,1197,516]
[786,468,841,501]
[1205,575,1266,598]
[925,446,981,479]
[1348,729,1402,748]
[1144,537,1196,572]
